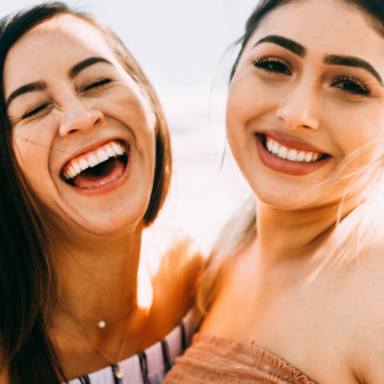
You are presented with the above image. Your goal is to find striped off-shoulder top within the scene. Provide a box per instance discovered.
[68,311,194,384]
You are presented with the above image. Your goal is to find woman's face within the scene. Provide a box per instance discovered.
[227,0,384,210]
[4,15,157,236]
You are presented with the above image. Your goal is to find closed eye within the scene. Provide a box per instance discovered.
[22,103,50,119]
[82,78,112,92]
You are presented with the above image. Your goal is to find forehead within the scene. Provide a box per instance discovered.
[3,15,117,95]
[246,0,384,58]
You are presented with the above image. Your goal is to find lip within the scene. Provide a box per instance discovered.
[259,130,326,154]
[61,139,127,177]
[61,137,129,170]
[59,137,131,195]
[256,133,331,176]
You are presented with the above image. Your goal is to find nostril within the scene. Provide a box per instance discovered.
[94,116,102,126]
[59,107,103,137]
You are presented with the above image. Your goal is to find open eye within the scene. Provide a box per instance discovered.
[253,56,292,76]
[331,76,370,97]
[82,78,112,92]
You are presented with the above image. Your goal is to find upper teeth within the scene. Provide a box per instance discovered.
[266,137,320,163]
[63,141,126,180]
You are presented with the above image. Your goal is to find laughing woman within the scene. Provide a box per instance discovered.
[0,3,202,384]
[164,0,384,383]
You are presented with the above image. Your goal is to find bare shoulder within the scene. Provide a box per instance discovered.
[141,225,204,285]
[142,225,203,276]
[344,239,384,383]
[141,225,204,316]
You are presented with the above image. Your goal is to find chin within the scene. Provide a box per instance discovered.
[40,196,149,241]
[255,190,308,211]
[82,205,148,236]
[248,174,333,212]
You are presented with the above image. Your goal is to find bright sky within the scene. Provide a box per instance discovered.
[1,1,256,87]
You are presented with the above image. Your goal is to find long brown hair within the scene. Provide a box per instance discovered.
[197,0,384,315]
[0,2,172,382]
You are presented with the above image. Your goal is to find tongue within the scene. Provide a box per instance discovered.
[72,159,125,189]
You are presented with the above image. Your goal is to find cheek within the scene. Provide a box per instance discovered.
[226,72,282,130]
[13,124,52,155]
[131,107,157,170]
[227,79,259,125]
[329,105,384,164]
[13,134,33,169]
[226,80,266,158]
[13,133,51,191]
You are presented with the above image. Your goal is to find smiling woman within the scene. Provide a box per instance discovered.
[163,0,384,383]
[6,15,160,233]
[0,3,202,384]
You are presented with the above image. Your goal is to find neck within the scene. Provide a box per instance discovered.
[47,221,161,380]
[52,221,145,328]
[256,198,354,266]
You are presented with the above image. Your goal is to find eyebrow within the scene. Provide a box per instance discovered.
[6,82,46,108]
[324,55,383,84]
[254,35,306,58]
[6,56,113,107]
[69,56,112,79]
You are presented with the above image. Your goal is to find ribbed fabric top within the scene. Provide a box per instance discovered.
[163,333,318,384]
[67,311,194,384]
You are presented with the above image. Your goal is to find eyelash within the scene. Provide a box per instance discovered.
[21,79,113,120]
[82,78,112,92]
[330,76,371,96]
[253,56,291,75]
[22,103,50,119]
[254,56,371,97]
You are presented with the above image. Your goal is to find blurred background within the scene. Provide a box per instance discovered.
[1,0,256,253]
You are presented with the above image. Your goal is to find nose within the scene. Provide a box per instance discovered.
[276,78,322,131]
[59,98,104,137]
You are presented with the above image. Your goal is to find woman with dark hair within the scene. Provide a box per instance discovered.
[0,2,202,383]
[164,0,384,382]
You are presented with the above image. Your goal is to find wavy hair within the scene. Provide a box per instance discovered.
[0,2,172,382]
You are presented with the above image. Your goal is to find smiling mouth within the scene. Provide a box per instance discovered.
[260,134,328,163]
[62,140,129,189]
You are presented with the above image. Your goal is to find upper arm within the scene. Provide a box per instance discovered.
[154,227,204,305]
[142,226,204,314]
[347,246,384,384]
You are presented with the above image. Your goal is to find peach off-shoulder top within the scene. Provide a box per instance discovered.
[163,333,318,384]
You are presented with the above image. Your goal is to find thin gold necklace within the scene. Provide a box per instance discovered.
[87,304,135,329]
[59,299,137,379]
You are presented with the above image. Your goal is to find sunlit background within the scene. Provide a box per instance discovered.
[1,0,257,253]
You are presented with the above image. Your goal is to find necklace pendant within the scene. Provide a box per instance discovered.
[98,320,106,329]
[114,366,124,379]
